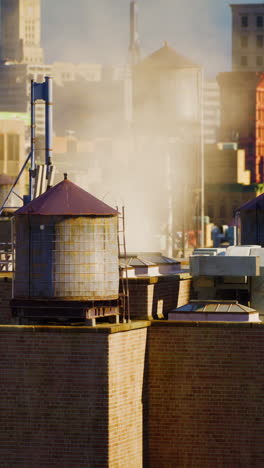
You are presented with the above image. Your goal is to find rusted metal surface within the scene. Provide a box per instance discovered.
[14,215,119,301]
[15,179,118,216]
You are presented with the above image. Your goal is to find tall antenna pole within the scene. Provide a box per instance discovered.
[200,68,205,247]
[45,76,53,168]
[30,79,36,201]
[129,1,141,66]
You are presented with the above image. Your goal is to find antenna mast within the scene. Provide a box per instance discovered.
[129,1,141,66]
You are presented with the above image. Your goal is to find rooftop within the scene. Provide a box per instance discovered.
[169,300,260,323]
[15,178,118,216]
[237,191,264,212]
[137,42,200,70]
[230,3,264,8]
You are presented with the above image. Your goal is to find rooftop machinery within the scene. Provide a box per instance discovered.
[0,76,55,214]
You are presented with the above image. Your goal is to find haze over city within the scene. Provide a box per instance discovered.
[42,0,264,76]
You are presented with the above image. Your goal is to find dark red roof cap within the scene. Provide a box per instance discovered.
[15,179,118,216]
[237,192,264,212]
[0,174,15,185]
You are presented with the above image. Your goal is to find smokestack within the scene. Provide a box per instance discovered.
[129,0,141,65]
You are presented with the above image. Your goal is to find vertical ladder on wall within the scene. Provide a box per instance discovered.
[117,206,130,323]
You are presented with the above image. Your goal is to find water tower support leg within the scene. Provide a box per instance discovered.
[86,318,96,327]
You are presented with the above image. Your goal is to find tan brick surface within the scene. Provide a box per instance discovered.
[0,324,148,468]
[109,329,147,468]
[146,322,264,468]
[0,276,12,324]
[128,276,192,320]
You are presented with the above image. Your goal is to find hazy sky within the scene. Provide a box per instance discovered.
[41,0,264,77]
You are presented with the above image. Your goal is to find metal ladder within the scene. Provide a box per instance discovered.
[117,206,130,323]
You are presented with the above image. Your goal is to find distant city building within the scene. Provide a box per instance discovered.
[0,62,52,138]
[52,62,102,86]
[231,3,264,71]
[0,0,43,64]
[204,143,257,226]
[203,80,221,145]
[217,72,264,183]
[0,117,27,196]
[133,42,203,252]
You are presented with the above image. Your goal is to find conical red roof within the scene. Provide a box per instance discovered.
[15,179,118,216]
[237,192,264,212]
[137,42,200,70]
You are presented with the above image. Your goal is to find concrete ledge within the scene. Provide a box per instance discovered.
[128,273,191,284]
[151,320,264,328]
[191,255,260,277]
[0,321,151,334]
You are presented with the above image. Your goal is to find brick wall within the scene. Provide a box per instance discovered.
[0,323,148,468]
[128,275,192,320]
[146,321,264,468]
[108,328,147,467]
[0,275,13,324]
[3,316,264,467]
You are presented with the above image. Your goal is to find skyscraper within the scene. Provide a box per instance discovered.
[0,0,43,63]
[231,3,264,71]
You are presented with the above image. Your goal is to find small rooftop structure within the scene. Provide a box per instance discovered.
[169,300,260,323]
[15,178,118,216]
[119,252,181,277]
[191,246,262,277]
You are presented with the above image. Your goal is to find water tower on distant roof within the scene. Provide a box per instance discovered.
[11,175,120,324]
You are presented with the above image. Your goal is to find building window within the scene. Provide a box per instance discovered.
[7,134,19,161]
[241,36,248,48]
[257,35,263,48]
[257,56,263,67]
[241,16,248,28]
[240,56,248,67]
[257,16,263,28]
[0,135,4,160]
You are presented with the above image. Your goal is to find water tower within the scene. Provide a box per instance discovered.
[11,175,120,324]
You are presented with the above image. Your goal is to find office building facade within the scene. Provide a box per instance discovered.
[0,0,43,63]
[231,3,264,71]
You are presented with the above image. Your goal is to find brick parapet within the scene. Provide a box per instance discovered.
[146,321,264,468]
[128,274,192,320]
[0,322,149,468]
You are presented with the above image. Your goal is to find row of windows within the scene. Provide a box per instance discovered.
[240,55,264,66]
[240,35,264,48]
[241,15,264,28]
